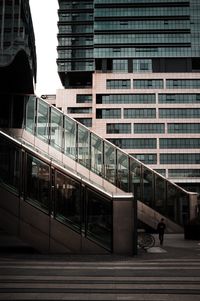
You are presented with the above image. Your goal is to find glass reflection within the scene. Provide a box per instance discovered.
[50,108,63,150]
[64,116,77,159]
[36,100,49,142]
[143,167,154,207]
[55,171,81,231]
[77,124,90,168]
[167,183,178,222]
[104,142,116,185]
[86,189,112,249]
[91,133,103,175]
[155,174,166,214]
[117,150,129,192]
[167,183,189,224]
[26,154,50,212]
[25,96,36,134]
[130,158,141,200]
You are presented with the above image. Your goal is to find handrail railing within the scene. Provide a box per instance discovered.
[20,95,199,225]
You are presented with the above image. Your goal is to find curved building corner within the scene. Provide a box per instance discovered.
[0,0,36,94]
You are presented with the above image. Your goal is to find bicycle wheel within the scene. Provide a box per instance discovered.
[142,233,155,248]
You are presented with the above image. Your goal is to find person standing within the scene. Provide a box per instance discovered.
[157,218,166,246]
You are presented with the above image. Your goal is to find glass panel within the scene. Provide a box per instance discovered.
[55,171,81,231]
[64,116,77,159]
[50,108,63,150]
[0,137,20,193]
[26,96,36,134]
[86,189,112,250]
[36,99,49,142]
[142,167,154,207]
[167,183,189,224]
[91,133,103,176]
[117,150,129,192]
[26,154,50,213]
[77,124,90,168]
[155,175,166,215]
[130,158,141,200]
[104,142,116,185]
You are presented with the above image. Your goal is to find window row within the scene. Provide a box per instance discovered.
[59,25,93,34]
[108,138,156,149]
[67,107,92,114]
[58,61,94,72]
[159,94,200,103]
[94,20,190,31]
[160,154,200,164]
[94,47,192,58]
[106,79,200,89]
[168,123,200,133]
[96,93,200,104]
[59,12,93,21]
[96,108,200,119]
[166,79,200,89]
[106,123,200,134]
[95,0,189,4]
[160,139,200,149]
[60,2,93,9]
[58,37,93,47]
[95,33,190,45]
[96,94,156,104]
[131,153,157,164]
[168,169,200,178]
[95,7,189,17]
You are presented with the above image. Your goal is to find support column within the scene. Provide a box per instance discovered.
[113,195,136,255]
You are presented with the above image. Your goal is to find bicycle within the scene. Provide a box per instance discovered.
[137,230,155,251]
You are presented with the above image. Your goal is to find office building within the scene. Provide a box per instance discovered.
[56,0,200,195]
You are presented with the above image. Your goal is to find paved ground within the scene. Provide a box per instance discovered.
[140,233,200,259]
[0,233,200,300]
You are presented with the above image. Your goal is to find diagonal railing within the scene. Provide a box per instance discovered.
[20,95,198,226]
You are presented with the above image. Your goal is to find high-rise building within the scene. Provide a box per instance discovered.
[56,0,200,194]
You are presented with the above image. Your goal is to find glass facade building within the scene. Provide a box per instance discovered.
[56,0,200,195]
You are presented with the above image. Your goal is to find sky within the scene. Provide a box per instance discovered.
[29,0,63,96]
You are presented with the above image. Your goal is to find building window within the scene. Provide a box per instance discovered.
[160,138,200,149]
[112,59,128,72]
[106,79,131,89]
[76,94,92,103]
[168,169,200,178]
[108,138,156,149]
[160,154,200,164]
[106,123,131,134]
[159,109,200,118]
[133,79,163,89]
[131,154,157,164]
[159,94,200,104]
[134,123,164,133]
[96,94,155,104]
[67,107,92,114]
[133,59,152,72]
[168,123,200,133]
[124,109,156,118]
[96,109,121,119]
[75,118,92,127]
[166,79,200,89]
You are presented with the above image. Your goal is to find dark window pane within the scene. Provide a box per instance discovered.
[26,155,50,213]
[55,171,81,231]
[86,189,112,250]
